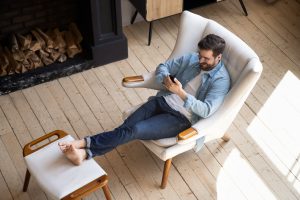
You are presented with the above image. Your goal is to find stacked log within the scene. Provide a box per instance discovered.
[0,46,9,76]
[0,23,82,76]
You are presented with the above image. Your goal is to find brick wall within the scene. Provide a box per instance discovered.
[0,0,80,42]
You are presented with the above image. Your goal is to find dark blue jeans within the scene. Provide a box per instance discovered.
[85,96,191,158]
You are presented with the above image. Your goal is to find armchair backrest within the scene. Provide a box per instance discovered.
[170,11,262,141]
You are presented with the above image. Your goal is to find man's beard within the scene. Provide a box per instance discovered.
[200,63,215,71]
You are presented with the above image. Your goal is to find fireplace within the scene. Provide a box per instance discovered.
[0,0,128,95]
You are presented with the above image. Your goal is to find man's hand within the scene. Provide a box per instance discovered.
[163,76,187,100]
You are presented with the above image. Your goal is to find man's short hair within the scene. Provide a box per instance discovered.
[198,34,226,57]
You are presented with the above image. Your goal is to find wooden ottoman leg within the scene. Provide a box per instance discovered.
[23,169,31,192]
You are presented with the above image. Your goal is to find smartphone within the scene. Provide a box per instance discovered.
[169,75,176,83]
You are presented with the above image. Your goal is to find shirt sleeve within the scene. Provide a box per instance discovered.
[183,75,231,118]
[155,54,190,84]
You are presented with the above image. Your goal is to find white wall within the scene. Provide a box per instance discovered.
[121,0,143,26]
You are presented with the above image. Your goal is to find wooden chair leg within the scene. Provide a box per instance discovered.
[160,159,172,189]
[239,0,248,16]
[148,21,153,46]
[102,184,112,200]
[221,133,230,142]
[23,169,31,192]
[131,10,138,24]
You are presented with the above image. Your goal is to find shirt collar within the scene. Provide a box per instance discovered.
[201,61,223,77]
[196,52,223,77]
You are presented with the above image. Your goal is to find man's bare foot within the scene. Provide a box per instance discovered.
[61,144,87,166]
[58,139,86,150]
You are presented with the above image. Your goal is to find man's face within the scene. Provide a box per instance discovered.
[198,49,221,71]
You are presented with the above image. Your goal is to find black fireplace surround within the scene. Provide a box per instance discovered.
[0,0,128,95]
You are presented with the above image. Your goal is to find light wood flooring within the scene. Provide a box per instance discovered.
[1,0,300,199]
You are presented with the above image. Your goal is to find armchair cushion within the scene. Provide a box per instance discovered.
[141,140,197,161]
[151,137,177,147]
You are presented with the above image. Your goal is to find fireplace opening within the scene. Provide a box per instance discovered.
[0,0,127,95]
[1,22,86,75]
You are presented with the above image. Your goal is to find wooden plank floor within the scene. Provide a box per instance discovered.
[1,0,300,199]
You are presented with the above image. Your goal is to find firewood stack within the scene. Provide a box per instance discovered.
[0,23,83,77]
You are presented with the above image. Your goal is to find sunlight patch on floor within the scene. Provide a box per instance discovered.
[217,149,276,200]
[247,70,300,193]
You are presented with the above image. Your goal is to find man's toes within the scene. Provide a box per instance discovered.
[62,148,68,153]
[69,144,77,152]
[58,142,67,146]
[59,144,67,151]
[61,144,70,152]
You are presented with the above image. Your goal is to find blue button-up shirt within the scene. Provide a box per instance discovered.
[155,52,231,125]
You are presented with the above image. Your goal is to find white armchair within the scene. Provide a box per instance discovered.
[122,11,262,189]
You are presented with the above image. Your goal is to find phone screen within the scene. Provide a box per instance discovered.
[169,75,176,83]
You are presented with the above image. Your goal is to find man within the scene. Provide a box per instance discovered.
[59,34,231,165]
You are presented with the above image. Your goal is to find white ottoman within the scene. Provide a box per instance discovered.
[23,130,111,200]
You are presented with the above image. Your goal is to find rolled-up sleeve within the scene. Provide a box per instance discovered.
[155,63,170,84]
[183,75,230,118]
[155,54,190,83]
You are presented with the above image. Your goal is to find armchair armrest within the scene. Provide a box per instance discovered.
[176,127,202,145]
[177,127,198,141]
[122,75,144,83]
[122,71,165,90]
